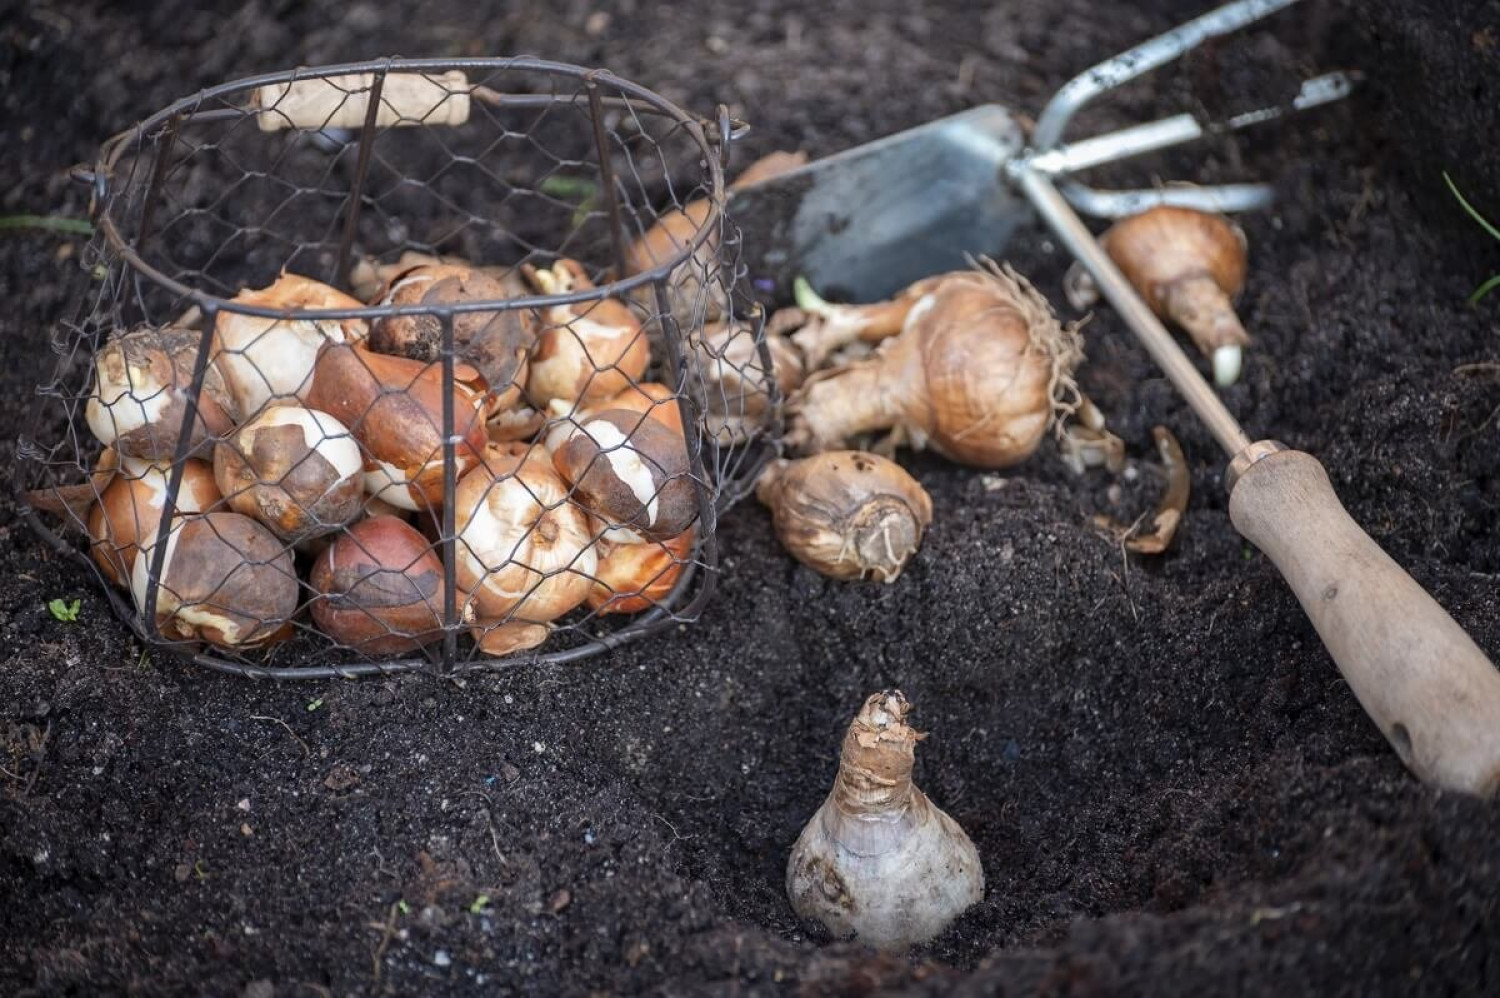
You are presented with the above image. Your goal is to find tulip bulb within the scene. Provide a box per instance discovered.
[213,273,368,416]
[1066,205,1249,386]
[757,452,931,582]
[310,515,455,655]
[88,453,221,586]
[788,261,1083,468]
[695,320,804,445]
[131,512,298,648]
[587,529,695,614]
[522,259,650,409]
[213,405,364,543]
[550,409,698,544]
[86,325,240,461]
[587,382,685,437]
[787,690,983,950]
[369,263,534,420]
[455,447,597,656]
[623,151,807,322]
[305,343,488,512]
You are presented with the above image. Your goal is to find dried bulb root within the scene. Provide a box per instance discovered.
[786,690,983,950]
[756,452,932,583]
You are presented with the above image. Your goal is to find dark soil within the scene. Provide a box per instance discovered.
[3,0,1499,995]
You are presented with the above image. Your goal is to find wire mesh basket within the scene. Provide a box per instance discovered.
[17,57,782,679]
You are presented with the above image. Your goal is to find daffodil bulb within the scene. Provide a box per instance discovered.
[787,690,983,950]
[788,260,1083,469]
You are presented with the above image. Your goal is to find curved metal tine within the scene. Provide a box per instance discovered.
[1059,179,1276,218]
[1044,71,1357,217]
[1032,71,1358,177]
[1030,0,1304,152]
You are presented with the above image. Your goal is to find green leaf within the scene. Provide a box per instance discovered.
[47,598,81,622]
[1469,273,1500,306]
[469,894,491,914]
[306,698,324,712]
[0,214,94,236]
[397,900,412,915]
[1443,172,1500,244]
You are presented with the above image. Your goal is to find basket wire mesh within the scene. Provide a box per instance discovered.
[17,58,781,679]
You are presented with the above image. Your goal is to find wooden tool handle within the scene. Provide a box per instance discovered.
[253,72,471,132]
[1229,448,1500,797]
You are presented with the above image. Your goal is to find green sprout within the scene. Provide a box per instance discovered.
[397,900,412,915]
[469,894,491,914]
[47,598,81,623]
[306,698,324,712]
[1443,172,1500,305]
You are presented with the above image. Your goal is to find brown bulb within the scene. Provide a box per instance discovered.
[756,451,932,582]
[212,273,368,416]
[310,516,451,655]
[130,512,298,649]
[551,409,698,544]
[214,405,364,543]
[522,259,651,408]
[369,263,534,417]
[455,446,596,656]
[587,529,695,614]
[86,325,239,461]
[89,454,221,586]
[305,343,488,512]
[788,262,1083,469]
[1072,206,1249,386]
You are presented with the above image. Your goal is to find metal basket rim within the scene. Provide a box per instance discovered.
[92,56,727,318]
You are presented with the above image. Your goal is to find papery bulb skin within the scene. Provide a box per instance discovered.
[454,446,596,655]
[786,691,983,950]
[212,273,368,417]
[788,262,1082,469]
[86,325,240,461]
[756,452,931,582]
[1096,206,1249,386]
[130,512,298,649]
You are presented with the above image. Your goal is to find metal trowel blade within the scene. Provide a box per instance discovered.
[726,104,1032,303]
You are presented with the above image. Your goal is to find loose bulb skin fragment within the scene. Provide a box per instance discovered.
[212,273,368,416]
[788,261,1083,469]
[86,325,240,461]
[131,511,298,649]
[1093,425,1190,555]
[786,690,983,950]
[1068,206,1249,387]
[213,405,364,544]
[756,452,932,583]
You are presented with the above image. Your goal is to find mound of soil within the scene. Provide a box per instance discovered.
[2,1,1497,994]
